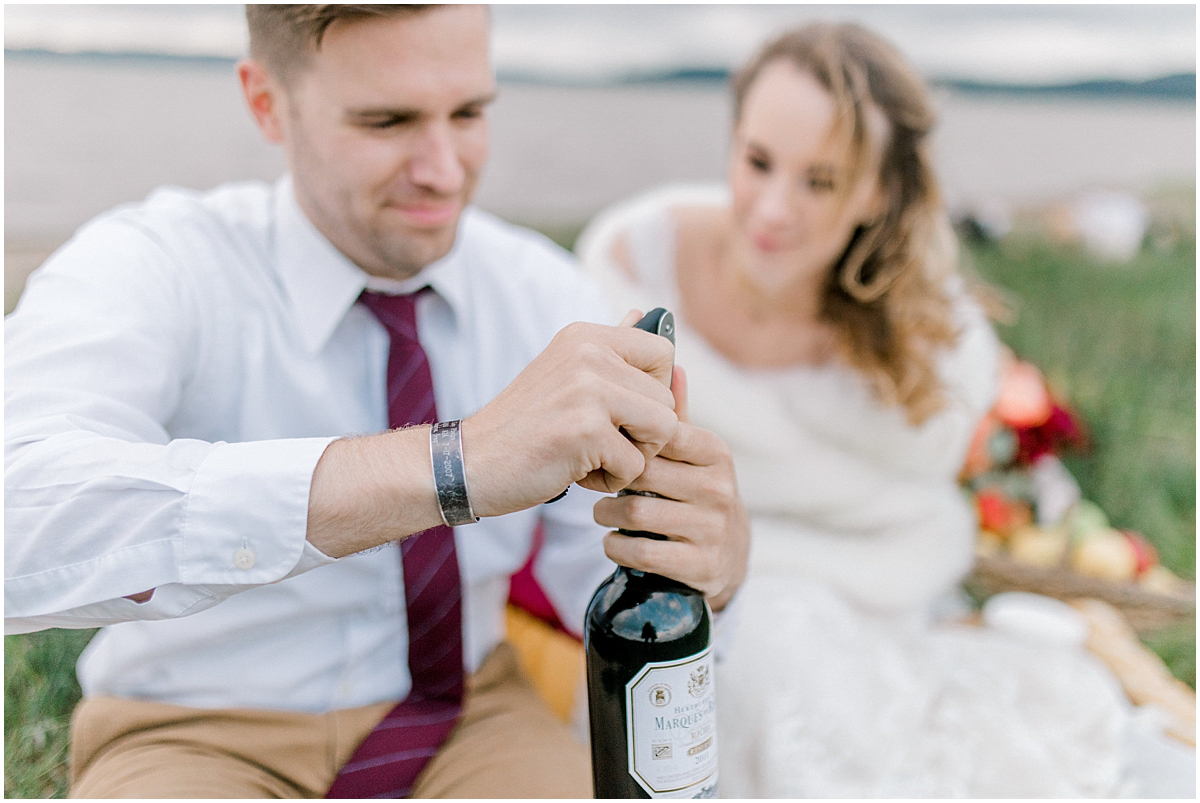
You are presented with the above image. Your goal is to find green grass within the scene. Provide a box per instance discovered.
[4,225,1195,797]
[5,629,96,798]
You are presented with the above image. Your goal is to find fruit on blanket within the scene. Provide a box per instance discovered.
[976,490,1011,533]
[1138,565,1188,597]
[1008,524,1069,568]
[1122,530,1159,575]
[975,489,1033,536]
[1065,499,1109,539]
[1070,527,1138,582]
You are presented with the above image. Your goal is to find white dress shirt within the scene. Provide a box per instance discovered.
[5,176,619,712]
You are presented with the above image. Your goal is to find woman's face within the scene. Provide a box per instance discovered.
[729,58,886,295]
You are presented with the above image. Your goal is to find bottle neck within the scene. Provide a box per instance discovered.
[614,563,699,596]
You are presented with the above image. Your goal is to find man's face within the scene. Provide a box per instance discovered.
[275,6,494,279]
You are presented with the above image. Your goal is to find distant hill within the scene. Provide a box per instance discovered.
[620,69,1197,100]
[934,72,1195,100]
[510,66,1196,101]
[618,67,731,85]
[6,48,1195,101]
[4,47,236,68]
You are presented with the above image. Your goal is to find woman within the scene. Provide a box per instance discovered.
[578,23,1192,797]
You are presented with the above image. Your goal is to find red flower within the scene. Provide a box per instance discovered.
[1014,402,1088,464]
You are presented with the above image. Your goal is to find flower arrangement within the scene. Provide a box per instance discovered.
[962,348,1188,597]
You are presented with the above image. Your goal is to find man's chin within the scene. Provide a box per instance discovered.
[368,226,460,279]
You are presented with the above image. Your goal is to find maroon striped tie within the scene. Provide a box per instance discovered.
[327,290,465,799]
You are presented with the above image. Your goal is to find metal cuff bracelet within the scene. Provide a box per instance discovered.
[430,420,479,527]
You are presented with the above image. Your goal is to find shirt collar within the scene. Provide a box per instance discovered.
[272,175,470,353]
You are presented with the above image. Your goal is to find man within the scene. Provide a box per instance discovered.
[4,4,749,798]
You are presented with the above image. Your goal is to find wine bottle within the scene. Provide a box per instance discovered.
[585,308,719,799]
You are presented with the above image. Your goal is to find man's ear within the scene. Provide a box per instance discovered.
[238,58,286,144]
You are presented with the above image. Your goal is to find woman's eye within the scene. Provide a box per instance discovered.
[747,154,770,172]
[807,167,836,192]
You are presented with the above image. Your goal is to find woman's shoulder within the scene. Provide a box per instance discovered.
[587,182,729,229]
[576,182,730,285]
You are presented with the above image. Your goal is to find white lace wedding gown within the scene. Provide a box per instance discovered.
[576,184,1195,798]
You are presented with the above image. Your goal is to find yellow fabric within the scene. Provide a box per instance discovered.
[1069,598,1196,747]
[504,604,585,723]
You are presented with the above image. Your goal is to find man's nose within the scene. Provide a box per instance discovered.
[409,123,465,195]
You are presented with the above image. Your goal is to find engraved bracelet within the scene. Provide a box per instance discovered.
[430,420,479,527]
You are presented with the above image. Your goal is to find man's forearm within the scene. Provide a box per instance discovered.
[306,427,446,558]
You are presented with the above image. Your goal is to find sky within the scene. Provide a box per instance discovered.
[3,3,1196,85]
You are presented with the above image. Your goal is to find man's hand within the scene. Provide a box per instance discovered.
[307,311,679,558]
[460,312,678,517]
[592,366,749,611]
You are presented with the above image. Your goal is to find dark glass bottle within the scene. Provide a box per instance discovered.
[584,309,719,799]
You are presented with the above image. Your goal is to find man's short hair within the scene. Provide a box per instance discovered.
[246,4,434,85]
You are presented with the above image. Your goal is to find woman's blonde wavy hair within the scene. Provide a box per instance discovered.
[733,23,960,425]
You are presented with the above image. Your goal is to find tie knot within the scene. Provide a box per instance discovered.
[359,289,426,345]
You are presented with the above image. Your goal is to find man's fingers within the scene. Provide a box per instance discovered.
[654,421,726,466]
[602,529,680,573]
[600,530,720,599]
[617,309,644,328]
[559,324,675,410]
[599,321,674,389]
[575,423,656,494]
[672,365,690,424]
[619,456,690,499]
[594,489,713,539]
[608,387,679,458]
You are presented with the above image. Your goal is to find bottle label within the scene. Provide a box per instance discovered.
[624,646,718,798]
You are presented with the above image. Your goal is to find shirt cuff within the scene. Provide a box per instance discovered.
[180,436,338,586]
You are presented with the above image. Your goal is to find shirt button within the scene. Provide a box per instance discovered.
[233,548,256,570]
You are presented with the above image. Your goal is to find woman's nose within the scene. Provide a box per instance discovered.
[753,176,793,226]
[409,124,465,195]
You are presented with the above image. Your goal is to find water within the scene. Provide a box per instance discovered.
[5,52,1195,249]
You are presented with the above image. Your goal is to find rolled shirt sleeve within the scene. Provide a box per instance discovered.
[5,436,337,633]
[4,205,339,633]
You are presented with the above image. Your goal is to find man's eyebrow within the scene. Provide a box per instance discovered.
[456,91,498,110]
[345,92,498,123]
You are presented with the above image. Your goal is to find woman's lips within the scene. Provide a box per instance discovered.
[394,201,459,228]
[752,232,784,252]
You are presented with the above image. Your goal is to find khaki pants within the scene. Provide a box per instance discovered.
[69,642,591,798]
